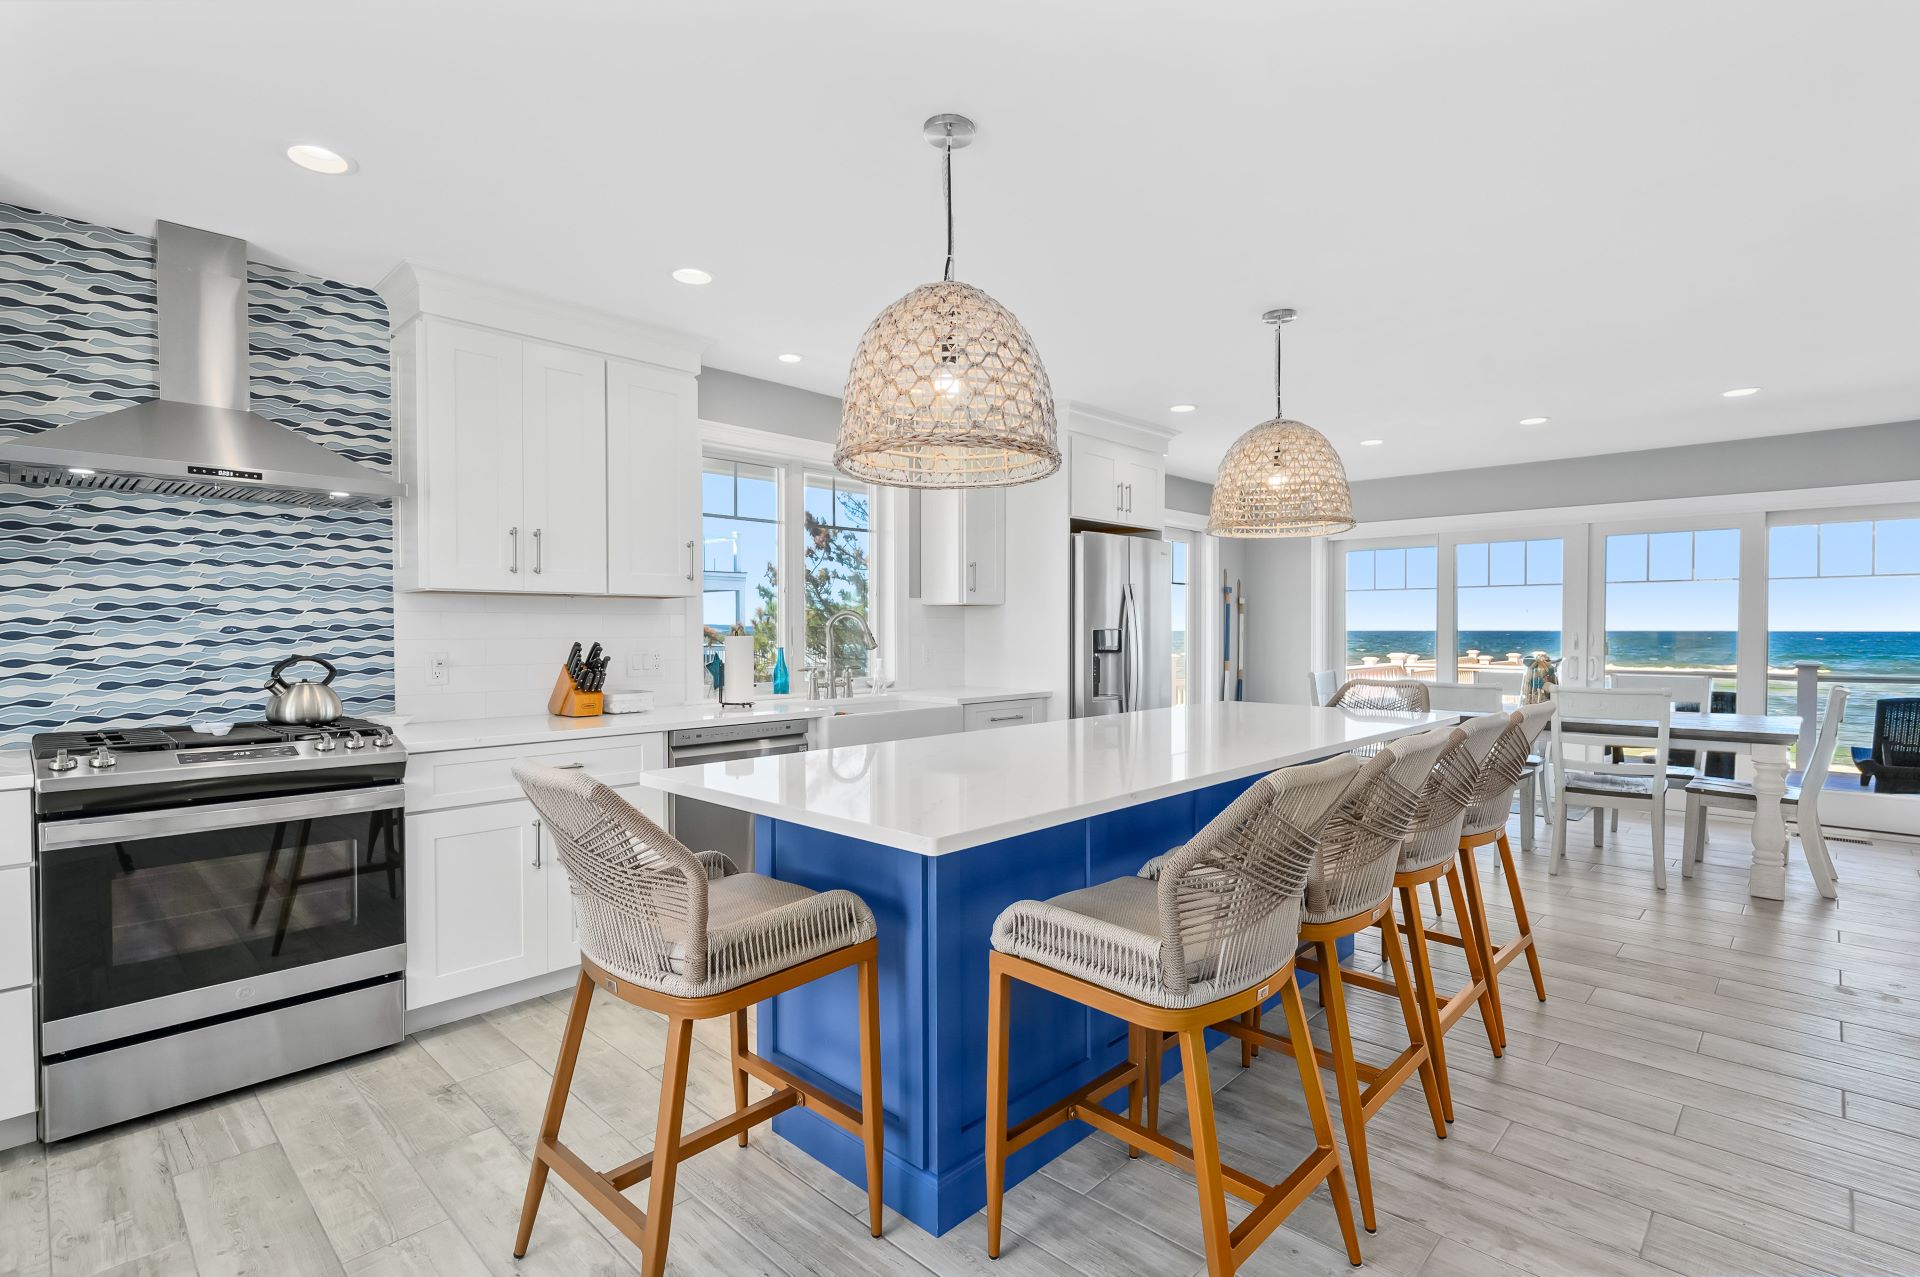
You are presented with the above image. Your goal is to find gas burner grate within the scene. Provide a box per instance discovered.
[33,728,178,759]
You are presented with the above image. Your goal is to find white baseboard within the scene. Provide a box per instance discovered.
[0,1110,37,1152]
[404,967,581,1035]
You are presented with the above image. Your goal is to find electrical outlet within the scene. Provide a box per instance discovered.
[427,652,449,685]
[629,648,665,676]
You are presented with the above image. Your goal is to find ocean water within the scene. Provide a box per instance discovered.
[1345,629,1920,763]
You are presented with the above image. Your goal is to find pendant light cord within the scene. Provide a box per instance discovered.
[942,134,955,282]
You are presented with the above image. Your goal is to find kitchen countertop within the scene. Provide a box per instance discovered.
[638,701,1453,856]
[396,687,1051,755]
[0,750,31,792]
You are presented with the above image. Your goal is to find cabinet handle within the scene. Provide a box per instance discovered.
[508,526,519,574]
[967,561,977,594]
[555,762,584,770]
[1125,483,1133,514]
[988,713,1024,723]
[1115,481,1124,512]
[533,527,543,574]
[531,817,542,868]
[686,539,697,582]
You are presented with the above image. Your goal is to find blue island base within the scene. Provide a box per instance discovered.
[752,777,1354,1236]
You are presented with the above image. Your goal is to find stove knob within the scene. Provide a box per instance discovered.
[313,734,337,753]
[87,746,117,769]
[343,734,367,751]
[372,732,395,749]
[48,749,78,773]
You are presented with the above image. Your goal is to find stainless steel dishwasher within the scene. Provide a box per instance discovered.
[666,717,810,869]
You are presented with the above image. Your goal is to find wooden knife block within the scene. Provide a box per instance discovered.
[548,667,604,718]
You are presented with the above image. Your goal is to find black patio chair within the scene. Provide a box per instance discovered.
[1857,697,1920,794]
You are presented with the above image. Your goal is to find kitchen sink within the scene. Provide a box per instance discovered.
[807,695,964,748]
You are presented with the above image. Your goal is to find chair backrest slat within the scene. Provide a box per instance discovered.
[1424,681,1505,713]
[1549,687,1672,796]
[1308,669,1340,706]
[1607,671,1713,713]
[1798,685,1849,819]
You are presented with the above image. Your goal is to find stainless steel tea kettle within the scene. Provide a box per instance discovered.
[264,655,344,725]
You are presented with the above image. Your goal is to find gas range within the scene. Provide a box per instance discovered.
[30,717,407,815]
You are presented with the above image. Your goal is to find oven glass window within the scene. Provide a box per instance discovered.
[39,807,404,1027]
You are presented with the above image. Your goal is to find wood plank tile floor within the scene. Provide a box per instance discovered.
[6,809,1920,1276]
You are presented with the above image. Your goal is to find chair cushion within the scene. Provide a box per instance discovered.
[1563,771,1657,798]
[636,872,875,998]
[1684,776,1802,805]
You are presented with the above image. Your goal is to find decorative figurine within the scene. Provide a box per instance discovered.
[1523,650,1558,704]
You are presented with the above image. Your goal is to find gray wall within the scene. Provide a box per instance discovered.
[1349,419,1920,523]
[1165,473,1213,516]
[698,366,842,443]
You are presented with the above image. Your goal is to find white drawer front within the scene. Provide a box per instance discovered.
[408,734,664,811]
[0,867,28,991]
[0,791,27,868]
[964,699,1042,731]
[0,986,30,1120]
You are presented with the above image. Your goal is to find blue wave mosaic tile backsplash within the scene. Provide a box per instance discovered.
[0,204,396,741]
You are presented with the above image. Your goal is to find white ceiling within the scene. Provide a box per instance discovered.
[7,1,1918,482]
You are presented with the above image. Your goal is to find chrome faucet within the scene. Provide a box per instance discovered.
[824,610,878,699]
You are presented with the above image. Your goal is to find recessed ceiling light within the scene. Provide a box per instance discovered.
[1518,416,1550,426]
[286,144,355,175]
[672,267,713,286]
[1721,386,1760,398]
[1359,439,1384,447]
[777,353,803,364]
[67,467,96,476]
[1169,403,1197,414]
[328,491,350,499]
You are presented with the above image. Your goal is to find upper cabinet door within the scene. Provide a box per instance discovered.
[1070,437,1121,522]
[521,343,608,595]
[606,359,700,597]
[423,321,526,591]
[1120,456,1165,531]
[963,487,1006,604]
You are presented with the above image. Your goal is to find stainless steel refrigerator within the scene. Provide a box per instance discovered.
[1072,531,1173,716]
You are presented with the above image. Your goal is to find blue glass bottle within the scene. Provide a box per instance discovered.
[772,647,790,695]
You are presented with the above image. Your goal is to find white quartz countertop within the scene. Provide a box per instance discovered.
[0,750,31,792]
[395,687,1052,755]
[638,702,1454,856]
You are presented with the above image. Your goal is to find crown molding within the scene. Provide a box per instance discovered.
[1065,402,1179,456]
[377,263,704,374]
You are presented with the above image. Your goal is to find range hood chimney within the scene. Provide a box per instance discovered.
[0,221,405,509]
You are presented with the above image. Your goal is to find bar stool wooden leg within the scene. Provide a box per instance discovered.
[1240,1008,1258,1068]
[1457,850,1508,1051]
[1377,912,1447,1140]
[857,951,885,1236]
[1177,1026,1233,1277]
[1495,833,1548,1002]
[729,1009,751,1147]
[514,971,593,1259]
[1279,975,1363,1267]
[1446,863,1504,1057]
[1314,938,1376,1234]
[1398,883,1453,1124]
[1125,1027,1145,1158]
[984,965,1012,1260]
[1428,880,1444,919]
[1143,1030,1162,1133]
[639,1015,694,1277]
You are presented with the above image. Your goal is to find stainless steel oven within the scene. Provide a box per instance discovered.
[31,719,408,1140]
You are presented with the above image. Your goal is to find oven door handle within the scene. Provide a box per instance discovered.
[38,784,408,851]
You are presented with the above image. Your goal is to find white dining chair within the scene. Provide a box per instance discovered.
[1549,687,1677,889]
[1682,685,1845,899]
[1600,672,1712,831]
[1307,669,1340,706]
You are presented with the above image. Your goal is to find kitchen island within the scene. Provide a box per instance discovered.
[638,701,1451,1234]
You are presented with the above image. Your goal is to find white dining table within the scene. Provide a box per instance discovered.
[1553,710,1804,900]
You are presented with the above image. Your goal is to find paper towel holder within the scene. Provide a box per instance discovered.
[720,628,757,709]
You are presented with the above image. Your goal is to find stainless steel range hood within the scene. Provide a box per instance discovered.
[0,221,404,509]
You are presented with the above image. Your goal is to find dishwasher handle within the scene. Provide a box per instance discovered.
[668,738,809,765]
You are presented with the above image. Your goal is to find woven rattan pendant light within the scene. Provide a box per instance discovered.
[1207,309,1355,537]
[835,114,1059,489]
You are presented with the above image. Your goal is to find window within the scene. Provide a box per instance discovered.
[1768,517,1920,772]
[804,473,874,681]
[1603,528,1739,692]
[701,459,780,680]
[1344,545,1438,678]
[1170,536,1189,705]
[702,446,881,690]
[1456,539,1564,673]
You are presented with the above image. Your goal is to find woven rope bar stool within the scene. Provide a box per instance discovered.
[1326,678,1432,715]
[985,754,1367,1276]
[1384,713,1511,1122]
[510,763,885,1277]
[1428,704,1556,1052]
[1242,724,1459,1236]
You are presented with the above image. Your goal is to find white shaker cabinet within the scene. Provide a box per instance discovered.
[1068,432,1165,530]
[919,488,1005,605]
[521,342,608,594]
[384,265,703,598]
[607,358,700,597]
[405,800,549,1007]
